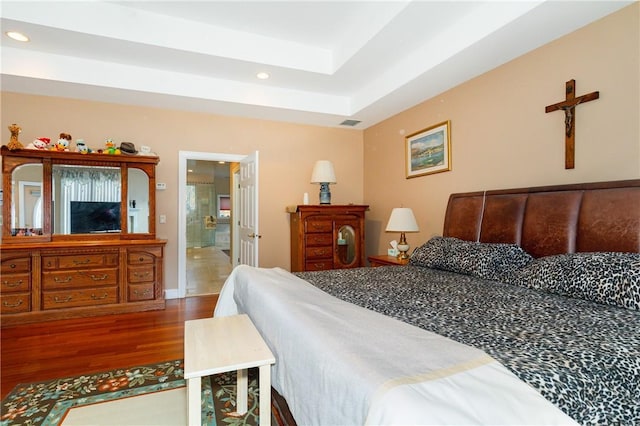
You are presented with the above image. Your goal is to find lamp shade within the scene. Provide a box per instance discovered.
[385,208,419,232]
[310,160,336,183]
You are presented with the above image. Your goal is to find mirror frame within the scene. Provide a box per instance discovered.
[1,146,159,243]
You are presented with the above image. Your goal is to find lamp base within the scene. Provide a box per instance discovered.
[397,232,410,260]
[318,182,331,204]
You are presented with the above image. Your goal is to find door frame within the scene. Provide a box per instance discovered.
[177,151,245,298]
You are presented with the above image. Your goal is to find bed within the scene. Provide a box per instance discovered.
[215,179,640,425]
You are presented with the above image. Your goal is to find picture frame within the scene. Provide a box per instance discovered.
[405,120,451,178]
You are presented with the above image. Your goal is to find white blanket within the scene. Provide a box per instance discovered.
[215,265,577,425]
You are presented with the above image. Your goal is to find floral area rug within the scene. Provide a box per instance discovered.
[1,359,264,426]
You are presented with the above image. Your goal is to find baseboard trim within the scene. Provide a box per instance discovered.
[164,289,180,299]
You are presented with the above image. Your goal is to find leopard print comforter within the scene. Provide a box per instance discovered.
[296,266,640,425]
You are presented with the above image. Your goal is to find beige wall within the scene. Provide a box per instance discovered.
[1,4,638,290]
[364,3,640,257]
[0,95,364,290]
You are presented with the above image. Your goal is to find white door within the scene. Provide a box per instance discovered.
[239,151,259,266]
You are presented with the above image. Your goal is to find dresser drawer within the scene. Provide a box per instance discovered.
[305,233,333,247]
[1,273,30,293]
[42,268,118,290]
[305,220,332,233]
[42,287,118,310]
[128,266,155,283]
[128,283,155,301]
[305,260,333,271]
[42,253,118,270]
[306,246,333,259]
[128,252,155,265]
[1,257,30,273]
[1,293,31,314]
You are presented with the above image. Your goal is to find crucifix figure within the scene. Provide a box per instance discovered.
[545,79,599,169]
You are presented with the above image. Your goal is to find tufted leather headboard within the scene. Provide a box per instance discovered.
[443,179,640,257]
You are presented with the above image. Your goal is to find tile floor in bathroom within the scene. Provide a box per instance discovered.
[186,246,233,296]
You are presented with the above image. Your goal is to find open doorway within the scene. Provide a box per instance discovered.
[177,151,261,298]
[184,159,233,296]
[178,150,258,299]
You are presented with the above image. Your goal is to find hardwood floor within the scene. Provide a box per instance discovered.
[1,295,218,399]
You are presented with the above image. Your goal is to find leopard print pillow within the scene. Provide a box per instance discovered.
[511,252,640,310]
[409,236,533,282]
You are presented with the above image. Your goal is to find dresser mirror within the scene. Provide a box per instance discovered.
[336,224,356,265]
[52,165,122,234]
[10,163,43,236]
[1,147,158,242]
[128,168,149,233]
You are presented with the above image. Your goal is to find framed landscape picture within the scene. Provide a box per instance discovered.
[405,120,451,178]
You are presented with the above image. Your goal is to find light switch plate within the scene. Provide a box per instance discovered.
[156,182,166,190]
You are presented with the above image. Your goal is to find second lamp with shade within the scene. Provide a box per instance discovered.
[386,207,420,259]
[311,160,336,204]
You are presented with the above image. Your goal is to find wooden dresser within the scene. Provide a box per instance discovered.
[1,241,165,325]
[1,146,166,326]
[289,205,368,272]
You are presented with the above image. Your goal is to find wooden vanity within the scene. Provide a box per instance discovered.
[1,146,166,326]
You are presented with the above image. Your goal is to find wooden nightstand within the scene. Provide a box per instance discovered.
[368,254,410,267]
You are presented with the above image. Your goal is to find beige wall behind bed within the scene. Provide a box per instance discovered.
[363,3,639,257]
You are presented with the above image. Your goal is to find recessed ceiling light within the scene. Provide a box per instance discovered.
[6,31,29,42]
[256,72,270,80]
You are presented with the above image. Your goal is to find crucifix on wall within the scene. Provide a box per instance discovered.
[545,79,599,169]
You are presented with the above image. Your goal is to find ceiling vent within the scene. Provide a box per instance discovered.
[339,119,361,127]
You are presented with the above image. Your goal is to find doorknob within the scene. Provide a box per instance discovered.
[248,233,262,239]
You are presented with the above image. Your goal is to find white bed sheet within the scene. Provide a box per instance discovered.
[215,265,577,425]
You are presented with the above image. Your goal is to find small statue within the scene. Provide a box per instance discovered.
[75,139,92,154]
[26,137,51,150]
[7,123,23,150]
[104,138,120,155]
[53,132,72,151]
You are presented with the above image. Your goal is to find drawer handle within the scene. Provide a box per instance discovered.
[134,271,151,279]
[54,276,73,283]
[91,293,109,300]
[90,274,109,281]
[9,263,17,269]
[54,296,73,303]
[73,259,92,265]
[3,279,23,287]
[3,299,23,308]
[313,263,324,269]
[134,289,151,297]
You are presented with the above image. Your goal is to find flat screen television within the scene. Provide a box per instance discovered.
[70,201,121,234]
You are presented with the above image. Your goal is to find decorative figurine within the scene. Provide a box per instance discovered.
[26,137,51,150]
[104,138,121,155]
[75,139,92,154]
[53,133,72,151]
[7,123,23,150]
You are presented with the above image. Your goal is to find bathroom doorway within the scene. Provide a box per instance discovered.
[184,159,233,296]
[178,150,259,299]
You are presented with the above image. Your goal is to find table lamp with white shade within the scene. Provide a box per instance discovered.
[385,207,420,259]
[310,160,336,204]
